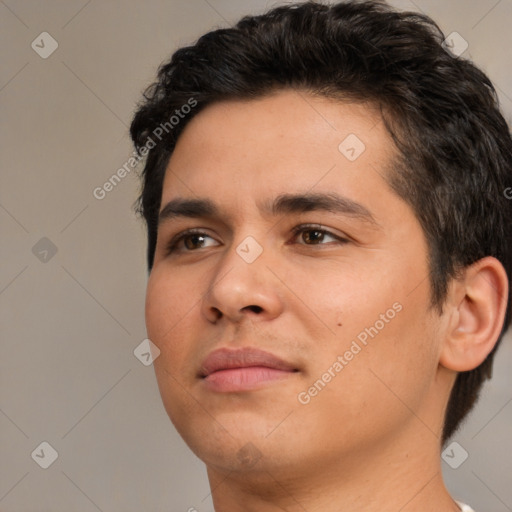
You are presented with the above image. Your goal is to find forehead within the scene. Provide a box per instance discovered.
[161,90,396,209]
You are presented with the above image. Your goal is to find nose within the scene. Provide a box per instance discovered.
[201,239,284,324]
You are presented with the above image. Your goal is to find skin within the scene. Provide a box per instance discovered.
[145,89,508,512]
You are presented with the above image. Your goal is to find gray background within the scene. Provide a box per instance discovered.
[1,0,511,511]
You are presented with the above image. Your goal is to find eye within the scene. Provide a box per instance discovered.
[291,224,348,246]
[166,229,220,254]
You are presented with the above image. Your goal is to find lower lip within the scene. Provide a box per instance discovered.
[203,366,295,392]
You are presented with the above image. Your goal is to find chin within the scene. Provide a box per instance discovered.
[172,410,295,468]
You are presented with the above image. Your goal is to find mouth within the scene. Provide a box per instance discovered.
[199,347,299,392]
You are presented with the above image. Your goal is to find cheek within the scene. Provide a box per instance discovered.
[146,266,194,328]
[145,268,204,423]
[282,260,399,347]
[293,303,439,450]
[293,260,437,403]
[145,267,201,365]
[145,272,172,343]
[352,284,440,415]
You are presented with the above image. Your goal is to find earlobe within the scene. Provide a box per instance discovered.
[439,256,509,372]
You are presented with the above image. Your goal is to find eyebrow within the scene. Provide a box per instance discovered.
[158,192,380,227]
[265,192,379,226]
[159,198,218,224]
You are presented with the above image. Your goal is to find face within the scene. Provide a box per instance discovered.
[146,90,445,478]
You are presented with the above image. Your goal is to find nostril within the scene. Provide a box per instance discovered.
[245,305,263,314]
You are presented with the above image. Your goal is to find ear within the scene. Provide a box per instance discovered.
[439,256,509,372]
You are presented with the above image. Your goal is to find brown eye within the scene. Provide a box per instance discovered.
[183,234,208,250]
[166,230,220,254]
[290,224,349,247]
[301,229,327,244]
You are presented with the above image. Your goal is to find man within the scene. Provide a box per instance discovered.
[130,1,511,510]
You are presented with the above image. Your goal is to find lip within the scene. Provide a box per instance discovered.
[199,347,298,392]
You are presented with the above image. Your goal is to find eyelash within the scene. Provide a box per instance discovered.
[289,224,349,246]
[165,228,215,254]
[165,224,349,255]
